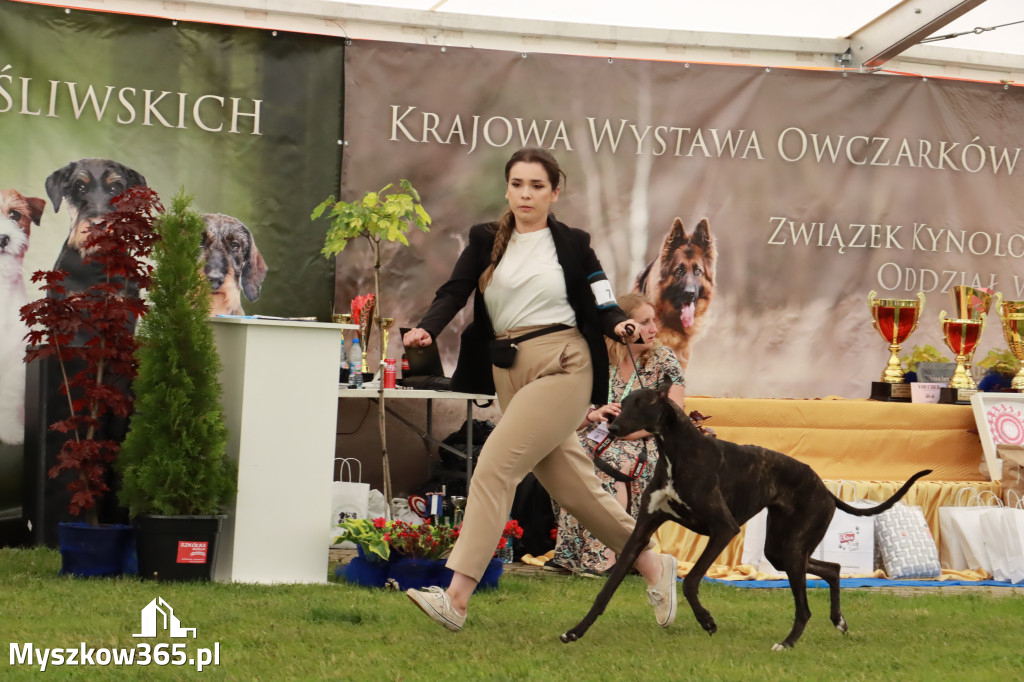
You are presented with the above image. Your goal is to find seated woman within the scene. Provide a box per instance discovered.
[548,292,686,576]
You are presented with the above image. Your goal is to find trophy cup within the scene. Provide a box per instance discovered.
[450,496,467,525]
[949,285,994,384]
[354,295,376,374]
[997,296,1024,391]
[868,290,924,402]
[938,310,986,404]
[377,317,395,360]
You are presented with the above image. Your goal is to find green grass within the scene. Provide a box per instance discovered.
[3,547,1022,681]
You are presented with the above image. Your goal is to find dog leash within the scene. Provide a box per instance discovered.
[588,323,649,513]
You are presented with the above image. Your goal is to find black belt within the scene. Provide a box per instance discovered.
[501,323,572,346]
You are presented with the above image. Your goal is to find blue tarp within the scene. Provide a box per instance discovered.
[704,577,1018,588]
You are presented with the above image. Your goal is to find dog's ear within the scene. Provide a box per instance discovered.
[26,196,46,226]
[691,219,711,250]
[657,218,688,279]
[241,238,269,302]
[120,166,147,190]
[662,218,688,254]
[45,162,77,212]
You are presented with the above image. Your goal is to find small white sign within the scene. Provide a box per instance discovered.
[911,382,944,404]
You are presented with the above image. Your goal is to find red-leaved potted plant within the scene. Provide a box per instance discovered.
[20,186,161,576]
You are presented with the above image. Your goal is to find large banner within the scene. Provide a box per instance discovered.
[0,1,343,536]
[340,40,1024,400]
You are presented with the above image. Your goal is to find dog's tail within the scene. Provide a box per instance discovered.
[830,469,932,516]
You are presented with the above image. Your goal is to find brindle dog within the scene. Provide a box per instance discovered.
[560,380,930,650]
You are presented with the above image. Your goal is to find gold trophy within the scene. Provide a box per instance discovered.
[996,295,1024,391]
[377,317,395,360]
[938,310,986,403]
[356,297,376,374]
[949,285,994,383]
[868,290,924,401]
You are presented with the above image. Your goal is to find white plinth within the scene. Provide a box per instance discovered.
[210,317,342,583]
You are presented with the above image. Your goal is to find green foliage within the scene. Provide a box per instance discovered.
[975,347,1020,375]
[900,344,951,373]
[117,192,236,517]
[312,179,431,256]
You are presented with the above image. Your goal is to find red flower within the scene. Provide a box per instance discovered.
[503,519,524,539]
[372,517,387,529]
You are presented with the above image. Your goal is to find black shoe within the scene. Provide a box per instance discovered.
[542,560,571,574]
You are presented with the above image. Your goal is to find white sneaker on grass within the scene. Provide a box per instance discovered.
[646,554,678,627]
[406,586,466,632]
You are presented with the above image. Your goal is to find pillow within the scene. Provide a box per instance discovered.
[874,503,941,579]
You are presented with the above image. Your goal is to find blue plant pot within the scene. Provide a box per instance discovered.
[341,546,392,587]
[57,522,137,578]
[477,557,503,590]
[388,557,444,591]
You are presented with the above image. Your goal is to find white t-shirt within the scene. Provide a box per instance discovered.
[484,228,577,334]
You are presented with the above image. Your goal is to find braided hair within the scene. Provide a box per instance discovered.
[479,147,567,291]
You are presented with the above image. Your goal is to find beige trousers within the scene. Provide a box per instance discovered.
[446,326,650,581]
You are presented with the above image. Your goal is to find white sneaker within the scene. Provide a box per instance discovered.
[406,586,466,632]
[646,554,678,627]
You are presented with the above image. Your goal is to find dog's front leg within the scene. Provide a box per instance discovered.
[560,513,664,643]
[681,506,740,637]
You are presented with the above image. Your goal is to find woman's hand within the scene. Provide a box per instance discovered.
[403,328,433,347]
[585,403,621,424]
[614,319,642,342]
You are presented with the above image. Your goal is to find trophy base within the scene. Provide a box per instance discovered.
[869,381,912,402]
[938,387,977,405]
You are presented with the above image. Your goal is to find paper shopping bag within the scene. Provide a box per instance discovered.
[980,505,1024,584]
[996,445,1024,504]
[330,458,370,545]
[814,481,877,576]
[938,489,1001,574]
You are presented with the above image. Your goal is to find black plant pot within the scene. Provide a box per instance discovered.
[134,515,224,582]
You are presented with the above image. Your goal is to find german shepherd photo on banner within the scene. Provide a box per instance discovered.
[633,217,716,371]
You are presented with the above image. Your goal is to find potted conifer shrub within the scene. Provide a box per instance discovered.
[20,186,161,576]
[117,191,237,582]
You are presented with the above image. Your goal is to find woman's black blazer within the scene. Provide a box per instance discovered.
[417,217,627,405]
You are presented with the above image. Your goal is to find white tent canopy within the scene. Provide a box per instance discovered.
[23,0,1024,79]
[348,0,1024,59]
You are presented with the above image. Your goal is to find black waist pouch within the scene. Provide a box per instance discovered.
[489,324,571,369]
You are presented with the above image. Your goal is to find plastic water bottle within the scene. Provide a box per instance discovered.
[499,536,514,564]
[339,338,349,383]
[348,339,363,388]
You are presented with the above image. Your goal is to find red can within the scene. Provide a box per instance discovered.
[383,358,397,388]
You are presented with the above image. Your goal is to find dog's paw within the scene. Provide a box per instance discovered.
[559,631,578,644]
[835,615,848,635]
[770,642,791,652]
[698,616,717,636]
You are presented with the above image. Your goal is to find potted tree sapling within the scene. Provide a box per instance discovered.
[117,191,236,582]
[312,180,430,509]
[20,186,161,576]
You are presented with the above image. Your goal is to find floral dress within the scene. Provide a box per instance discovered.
[550,344,685,575]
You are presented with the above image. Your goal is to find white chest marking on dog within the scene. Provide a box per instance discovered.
[645,459,690,517]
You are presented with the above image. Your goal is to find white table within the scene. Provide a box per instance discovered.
[211,316,343,584]
[338,387,495,483]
